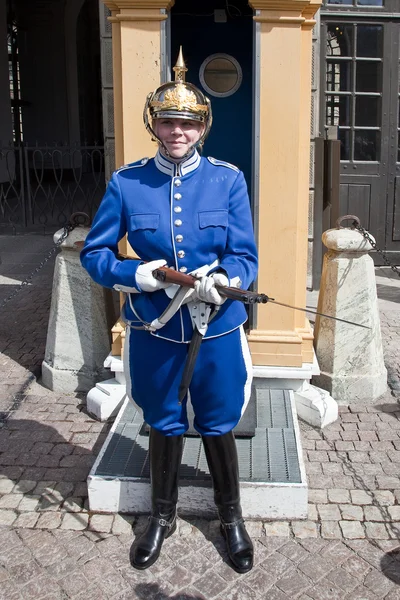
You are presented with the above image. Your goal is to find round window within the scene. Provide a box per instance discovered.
[199,54,242,98]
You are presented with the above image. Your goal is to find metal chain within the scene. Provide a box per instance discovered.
[0,212,91,310]
[336,215,400,278]
[354,224,400,278]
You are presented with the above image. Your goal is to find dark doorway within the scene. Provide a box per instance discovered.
[170,1,253,191]
[77,0,103,145]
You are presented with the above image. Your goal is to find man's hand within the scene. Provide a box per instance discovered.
[135,260,171,292]
[193,272,229,305]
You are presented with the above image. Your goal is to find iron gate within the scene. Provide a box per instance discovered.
[0,144,106,230]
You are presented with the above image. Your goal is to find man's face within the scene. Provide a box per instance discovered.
[153,118,204,159]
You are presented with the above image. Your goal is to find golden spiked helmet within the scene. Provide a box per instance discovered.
[143,47,212,155]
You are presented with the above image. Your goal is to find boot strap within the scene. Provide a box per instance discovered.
[149,515,175,529]
[220,518,244,530]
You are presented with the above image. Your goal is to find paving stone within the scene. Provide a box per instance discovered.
[0,494,23,509]
[321,522,342,539]
[61,513,89,530]
[224,581,259,600]
[318,504,341,521]
[350,490,374,505]
[13,480,36,494]
[372,490,395,505]
[62,496,83,512]
[191,570,227,598]
[326,566,360,593]
[305,577,344,600]
[340,521,365,539]
[327,489,351,504]
[364,567,395,597]
[112,514,134,536]
[276,569,311,597]
[298,554,333,582]
[321,541,354,565]
[13,512,39,529]
[0,479,14,494]
[17,573,62,599]
[292,521,318,538]
[236,566,274,595]
[261,551,296,581]
[18,495,40,511]
[308,489,328,504]
[89,514,114,533]
[388,505,400,520]
[307,504,318,521]
[264,522,290,537]
[0,510,17,526]
[8,559,45,587]
[340,505,364,521]
[345,540,384,569]
[364,522,390,539]
[364,506,389,522]
[341,555,372,580]
[35,512,62,529]
[97,568,131,597]
[279,541,310,564]
[322,463,344,476]
[0,578,23,599]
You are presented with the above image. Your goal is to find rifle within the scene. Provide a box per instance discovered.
[152,266,370,330]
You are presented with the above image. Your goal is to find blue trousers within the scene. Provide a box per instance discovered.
[124,326,252,436]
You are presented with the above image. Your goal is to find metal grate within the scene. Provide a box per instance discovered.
[95,390,302,484]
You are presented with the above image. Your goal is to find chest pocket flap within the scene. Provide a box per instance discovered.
[130,213,160,231]
[199,209,228,229]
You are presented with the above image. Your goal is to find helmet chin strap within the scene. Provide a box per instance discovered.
[159,139,203,162]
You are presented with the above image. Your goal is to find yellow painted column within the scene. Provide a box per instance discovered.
[110,0,174,164]
[101,0,174,352]
[247,0,321,367]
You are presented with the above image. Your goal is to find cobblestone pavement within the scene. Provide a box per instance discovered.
[0,234,400,599]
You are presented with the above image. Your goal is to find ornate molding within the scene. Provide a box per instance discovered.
[102,1,119,10]
[109,0,175,8]
[114,12,168,21]
[249,0,321,22]
[253,15,305,24]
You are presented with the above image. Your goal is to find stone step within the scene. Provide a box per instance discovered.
[87,389,307,519]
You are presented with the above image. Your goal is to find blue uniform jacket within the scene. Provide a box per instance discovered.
[80,150,258,343]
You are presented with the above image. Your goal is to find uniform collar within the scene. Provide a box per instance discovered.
[154,149,201,177]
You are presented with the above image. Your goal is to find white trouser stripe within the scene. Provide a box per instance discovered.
[123,326,144,417]
[239,326,253,418]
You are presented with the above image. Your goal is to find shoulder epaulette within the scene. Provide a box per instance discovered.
[207,156,239,172]
[116,157,149,173]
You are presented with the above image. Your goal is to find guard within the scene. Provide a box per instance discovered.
[81,48,258,573]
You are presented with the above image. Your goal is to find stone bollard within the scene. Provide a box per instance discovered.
[42,226,112,393]
[313,221,387,404]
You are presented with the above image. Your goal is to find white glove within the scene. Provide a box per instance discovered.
[135,260,170,293]
[194,272,229,305]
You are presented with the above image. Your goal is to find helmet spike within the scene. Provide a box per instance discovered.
[173,46,188,82]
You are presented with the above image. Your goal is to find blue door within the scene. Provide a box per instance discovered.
[171,3,253,192]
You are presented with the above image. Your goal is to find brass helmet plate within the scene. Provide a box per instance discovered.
[143,47,213,155]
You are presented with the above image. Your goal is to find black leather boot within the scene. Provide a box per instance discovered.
[202,431,254,574]
[130,428,183,570]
